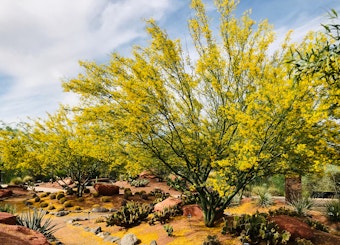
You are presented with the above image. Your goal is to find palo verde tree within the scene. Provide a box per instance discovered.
[29,108,109,197]
[63,0,333,226]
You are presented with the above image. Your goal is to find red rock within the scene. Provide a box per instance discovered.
[182,204,203,219]
[0,223,50,245]
[0,189,13,198]
[94,183,119,196]
[0,212,17,225]
[154,197,182,212]
[270,215,314,240]
[139,170,156,179]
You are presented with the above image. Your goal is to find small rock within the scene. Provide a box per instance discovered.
[97,231,111,238]
[121,233,138,245]
[92,207,109,213]
[84,227,90,232]
[90,226,102,234]
[104,236,121,243]
[150,240,157,245]
[0,212,17,225]
[55,211,70,217]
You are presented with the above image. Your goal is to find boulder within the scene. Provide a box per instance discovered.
[94,183,119,196]
[0,189,13,198]
[0,212,16,225]
[0,223,50,245]
[182,204,203,219]
[121,233,138,245]
[271,215,314,240]
[139,170,156,179]
[154,197,182,212]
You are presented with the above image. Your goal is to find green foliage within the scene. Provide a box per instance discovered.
[326,199,340,222]
[17,208,59,239]
[106,201,152,228]
[56,192,65,200]
[295,238,314,245]
[0,203,16,214]
[10,176,23,185]
[39,193,48,198]
[124,188,133,199]
[39,202,48,208]
[59,197,67,204]
[49,193,56,199]
[63,201,73,208]
[34,197,41,202]
[268,207,299,217]
[92,192,100,198]
[305,219,329,232]
[202,235,221,245]
[149,206,183,225]
[181,191,200,205]
[163,224,173,236]
[23,175,34,183]
[166,175,187,192]
[47,205,55,210]
[254,187,273,207]
[101,196,111,202]
[222,212,291,245]
[130,179,150,187]
[288,196,313,216]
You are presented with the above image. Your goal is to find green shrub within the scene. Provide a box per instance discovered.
[295,238,314,245]
[92,192,100,198]
[326,199,340,222]
[130,179,150,187]
[163,224,173,236]
[202,235,221,245]
[56,207,64,212]
[17,208,59,239]
[59,197,67,204]
[77,197,85,202]
[289,196,313,216]
[305,219,329,232]
[222,212,291,244]
[56,192,65,200]
[0,203,16,214]
[39,202,48,208]
[106,201,152,228]
[48,205,55,210]
[83,188,90,194]
[34,197,41,203]
[74,206,82,211]
[149,206,182,225]
[63,201,73,208]
[23,175,34,183]
[181,191,200,205]
[10,177,23,185]
[39,193,48,198]
[49,193,56,199]
[124,189,133,199]
[254,187,273,207]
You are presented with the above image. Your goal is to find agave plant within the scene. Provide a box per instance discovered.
[16,208,59,239]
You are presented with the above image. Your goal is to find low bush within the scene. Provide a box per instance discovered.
[0,203,16,214]
[101,196,111,202]
[222,212,291,244]
[34,197,41,203]
[17,208,59,239]
[202,235,221,245]
[49,193,56,200]
[56,192,65,200]
[59,197,67,204]
[326,199,340,222]
[106,201,152,228]
[63,201,73,208]
[130,179,150,187]
[39,193,48,198]
[289,196,313,216]
[149,206,183,225]
[10,177,23,185]
[39,202,48,208]
[163,224,173,236]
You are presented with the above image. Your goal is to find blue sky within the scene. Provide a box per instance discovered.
[0,0,339,124]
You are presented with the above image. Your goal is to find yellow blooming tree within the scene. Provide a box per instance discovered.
[63,0,334,226]
[27,109,110,196]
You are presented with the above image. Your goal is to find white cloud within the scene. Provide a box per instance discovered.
[0,0,175,123]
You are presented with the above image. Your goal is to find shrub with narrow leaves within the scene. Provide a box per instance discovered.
[326,199,340,222]
[16,208,59,239]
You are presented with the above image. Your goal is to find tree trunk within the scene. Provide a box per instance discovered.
[285,175,302,204]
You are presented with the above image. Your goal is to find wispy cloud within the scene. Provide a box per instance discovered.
[0,0,176,123]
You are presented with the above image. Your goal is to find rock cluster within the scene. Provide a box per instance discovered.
[94,183,120,196]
